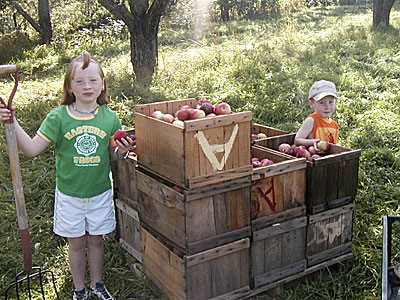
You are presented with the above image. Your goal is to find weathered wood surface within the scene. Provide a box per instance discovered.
[115,198,141,262]
[251,216,307,287]
[251,147,306,219]
[306,203,354,266]
[251,123,288,139]
[141,227,250,300]
[255,135,360,213]
[135,99,252,188]
[136,169,251,254]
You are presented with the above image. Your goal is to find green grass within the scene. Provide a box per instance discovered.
[1,3,400,299]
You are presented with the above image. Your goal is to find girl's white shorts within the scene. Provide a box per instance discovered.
[53,188,116,238]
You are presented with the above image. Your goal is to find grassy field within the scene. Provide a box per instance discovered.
[1,3,400,299]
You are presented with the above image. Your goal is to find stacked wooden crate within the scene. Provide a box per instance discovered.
[249,146,308,288]
[134,99,253,300]
[255,134,360,267]
[112,129,142,262]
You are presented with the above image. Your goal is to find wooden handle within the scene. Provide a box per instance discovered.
[4,122,32,271]
[0,65,17,74]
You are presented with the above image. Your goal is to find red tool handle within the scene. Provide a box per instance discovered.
[1,65,32,271]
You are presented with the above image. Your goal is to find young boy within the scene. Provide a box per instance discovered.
[294,80,339,148]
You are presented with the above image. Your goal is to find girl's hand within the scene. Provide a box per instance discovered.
[115,136,135,157]
[0,102,15,123]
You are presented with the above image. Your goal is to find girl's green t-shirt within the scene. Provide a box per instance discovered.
[38,105,122,198]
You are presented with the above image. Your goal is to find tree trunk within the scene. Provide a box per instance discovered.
[373,0,395,27]
[218,0,230,21]
[38,0,52,44]
[98,0,174,85]
[10,0,52,44]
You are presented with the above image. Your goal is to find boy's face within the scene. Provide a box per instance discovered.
[309,95,336,119]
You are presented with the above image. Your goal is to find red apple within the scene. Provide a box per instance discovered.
[176,109,190,121]
[205,113,216,118]
[252,157,260,163]
[162,113,175,123]
[150,110,164,120]
[251,134,259,141]
[307,154,321,162]
[317,141,330,152]
[200,102,214,115]
[252,160,262,168]
[278,143,291,152]
[189,109,206,119]
[296,148,311,159]
[195,99,211,109]
[261,159,274,166]
[293,145,306,155]
[214,102,231,115]
[284,147,294,156]
[114,129,127,142]
[308,146,317,155]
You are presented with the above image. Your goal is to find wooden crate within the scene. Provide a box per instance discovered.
[306,203,354,267]
[115,198,141,262]
[251,146,306,219]
[136,168,251,255]
[115,155,137,205]
[251,123,288,142]
[251,215,307,288]
[135,99,252,189]
[255,134,361,214]
[141,227,251,300]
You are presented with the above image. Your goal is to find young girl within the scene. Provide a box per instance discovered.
[0,52,134,300]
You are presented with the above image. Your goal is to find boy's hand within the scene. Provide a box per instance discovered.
[0,102,15,123]
[312,140,325,154]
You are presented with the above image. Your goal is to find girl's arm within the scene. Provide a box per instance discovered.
[294,117,319,147]
[1,104,49,157]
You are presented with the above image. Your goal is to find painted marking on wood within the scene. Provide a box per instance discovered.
[307,215,342,246]
[194,124,238,171]
[256,178,276,212]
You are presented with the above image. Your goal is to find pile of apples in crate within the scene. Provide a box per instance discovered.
[277,141,329,162]
[114,129,137,157]
[149,99,232,127]
[251,157,275,168]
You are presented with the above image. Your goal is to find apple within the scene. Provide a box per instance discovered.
[251,134,259,141]
[200,102,214,115]
[162,113,175,123]
[261,159,274,166]
[172,119,184,127]
[252,160,262,168]
[173,185,184,193]
[205,113,216,118]
[296,148,311,159]
[257,133,267,139]
[114,129,127,142]
[252,157,260,163]
[293,145,306,156]
[317,141,330,152]
[278,143,291,152]
[307,154,321,162]
[189,109,206,119]
[195,99,211,109]
[214,102,231,115]
[308,146,317,155]
[284,147,294,156]
[150,110,164,120]
[128,134,136,140]
[176,109,190,121]
[128,152,137,158]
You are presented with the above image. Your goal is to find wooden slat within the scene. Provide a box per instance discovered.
[119,238,142,263]
[185,238,250,267]
[308,202,355,224]
[282,227,306,265]
[238,121,251,168]
[116,198,139,222]
[251,206,306,231]
[184,111,252,132]
[307,242,352,267]
[254,260,306,288]
[251,124,288,137]
[209,286,250,300]
[253,216,307,241]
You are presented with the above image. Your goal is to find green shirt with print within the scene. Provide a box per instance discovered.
[38,105,122,198]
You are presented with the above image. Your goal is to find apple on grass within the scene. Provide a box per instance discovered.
[150,110,164,120]
[114,129,127,142]
[215,102,231,115]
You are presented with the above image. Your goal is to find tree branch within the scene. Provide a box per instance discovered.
[10,0,42,34]
[97,0,134,24]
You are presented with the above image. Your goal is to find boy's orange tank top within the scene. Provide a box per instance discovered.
[309,112,339,144]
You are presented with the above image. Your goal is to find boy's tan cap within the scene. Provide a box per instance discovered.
[309,80,338,101]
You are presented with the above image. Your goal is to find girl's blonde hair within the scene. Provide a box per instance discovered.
[61,51,108,105]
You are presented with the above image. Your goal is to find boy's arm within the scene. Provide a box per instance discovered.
[294,117,319,147]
